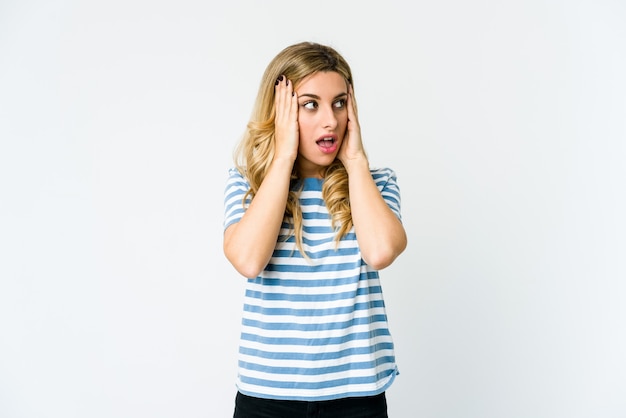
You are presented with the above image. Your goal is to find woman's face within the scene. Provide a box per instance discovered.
[294,71,348,178]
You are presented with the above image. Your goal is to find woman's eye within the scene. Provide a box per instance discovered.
[334,99,346,108]
[303,101,317,110]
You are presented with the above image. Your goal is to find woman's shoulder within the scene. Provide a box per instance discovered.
[228,167,243,177]
[369,166,397,182]
[225,167,250,189]
[227,167,246,181]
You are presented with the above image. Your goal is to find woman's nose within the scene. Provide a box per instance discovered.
[322,105,338,129]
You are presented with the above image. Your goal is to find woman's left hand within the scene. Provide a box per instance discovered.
[338,84,367,165]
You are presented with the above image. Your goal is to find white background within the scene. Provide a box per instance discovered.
[1,1,625,417]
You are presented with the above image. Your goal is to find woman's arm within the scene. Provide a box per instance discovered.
[345,159,407,270]
[223,77,299,278]
[339,85,407,269]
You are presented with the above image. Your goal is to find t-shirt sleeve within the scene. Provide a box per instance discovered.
[372,167,403,221]
[223,168,251,230]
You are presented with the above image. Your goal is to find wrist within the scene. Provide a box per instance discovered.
[342,154,369,174]
[270,155,296,173]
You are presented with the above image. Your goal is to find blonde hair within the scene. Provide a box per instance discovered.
[233,42,357,258]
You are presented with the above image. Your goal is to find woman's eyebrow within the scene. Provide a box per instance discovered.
[298,92,348,99]
[298,93,320,99]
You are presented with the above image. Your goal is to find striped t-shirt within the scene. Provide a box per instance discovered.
[223,167,402,401]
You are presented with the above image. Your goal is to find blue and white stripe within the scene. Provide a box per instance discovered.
[223,167,402,401]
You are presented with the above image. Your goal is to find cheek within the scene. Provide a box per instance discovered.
[297,117,313,137]
[338,112,348,131]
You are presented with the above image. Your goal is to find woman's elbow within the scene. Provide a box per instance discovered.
[226,256,263,279]
[364,252,397,270]
[224,247,265,279]
[234,264,263,279]
[363,236,407,270]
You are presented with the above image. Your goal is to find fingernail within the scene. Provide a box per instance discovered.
[286,79,289,86]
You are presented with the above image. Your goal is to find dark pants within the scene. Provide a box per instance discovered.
[233,391,388,418]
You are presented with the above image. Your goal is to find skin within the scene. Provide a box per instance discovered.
[291,71,348,178]
[224,71,407,278]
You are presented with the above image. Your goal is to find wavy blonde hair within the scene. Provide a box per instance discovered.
[233,42,357,258]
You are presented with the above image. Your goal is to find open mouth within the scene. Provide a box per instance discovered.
[316,136,338,154]
[316,137,336,147]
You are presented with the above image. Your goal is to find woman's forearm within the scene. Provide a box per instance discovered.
[223,158,294,278]
[345,157,407,270]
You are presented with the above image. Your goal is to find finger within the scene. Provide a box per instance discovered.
[290,88,298,124]
[284,77,294,106]
[346,88,356,123]
[274,76,282,109]
[277,77,295,122]
[275,76,289,121]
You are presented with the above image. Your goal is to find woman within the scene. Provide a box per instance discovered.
[224,41,407,418]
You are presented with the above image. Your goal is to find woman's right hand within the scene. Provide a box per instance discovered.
[273,75,299,163]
